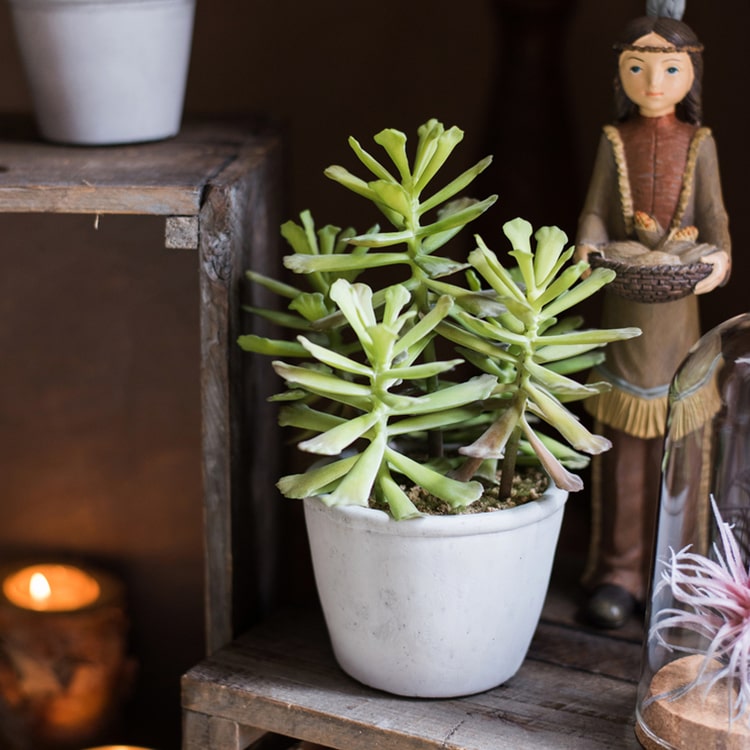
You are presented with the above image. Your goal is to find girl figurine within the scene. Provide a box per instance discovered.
[575,9,731,628]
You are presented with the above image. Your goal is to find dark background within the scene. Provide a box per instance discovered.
[0,0,746,747]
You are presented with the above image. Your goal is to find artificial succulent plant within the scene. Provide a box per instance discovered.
[240,119,639,519]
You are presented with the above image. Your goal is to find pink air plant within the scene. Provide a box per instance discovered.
[650,497,750,725]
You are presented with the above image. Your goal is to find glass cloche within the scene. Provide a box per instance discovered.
[636,312,750,748]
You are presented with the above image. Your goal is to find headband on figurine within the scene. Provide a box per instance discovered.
[613,0,704,54]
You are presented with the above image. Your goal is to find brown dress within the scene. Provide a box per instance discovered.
[577,113,731,600]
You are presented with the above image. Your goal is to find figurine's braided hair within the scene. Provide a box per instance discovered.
[613,16,703,125]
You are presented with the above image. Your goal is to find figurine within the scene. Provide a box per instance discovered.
[574,7,731,628]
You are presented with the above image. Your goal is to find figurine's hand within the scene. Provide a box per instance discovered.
[574,243,598,278]
[694,250,730,295]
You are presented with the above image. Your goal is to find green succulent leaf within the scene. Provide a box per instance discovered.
[412,119,442,184]
[384,359,464,382]
[388,374,496,416]
[419,195,497,241]
[272,361,371,402]
[541,267,618,318]
[329,279,377,342]
[532,224,569,289]
[424,280,507,318]
[546,350,607,375]
[524,358,609,400]
[284,250,411,273]
[392,294,452,355]
[387,406,485,436]
[419,157,494,215]
[369,180,412,218]
[277,453,359,499]
[280,216,316,256]
[237,334,308,357]
[413,124,465,192]
[520,416,584,492]
[533,259,587,306]
[526,432,591,470]
[413,255,470,277]
[297,336,372,377]
[503,218,536,294]
[469,237,527,306]
[318,223,345,254]
[435,319,515,363]
[322,432,387,507]
[288,292,331,323]
[277,403,344,432]
[344,137,395,182]
[539,326,642,348]
[459,398,524,460]
[386,446,484,508]
[245,269,301,300]
[241,305,313,331]
[376,469,423,520]
[298,411,381,456]
[373,128,411,182]
[525,381,611,455]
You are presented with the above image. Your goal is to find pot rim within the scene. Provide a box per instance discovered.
[303,484,568,538]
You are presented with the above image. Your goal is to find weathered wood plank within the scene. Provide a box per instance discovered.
[166,215,201,249]
[0,119,273,216]
[198,129,284,653]
[530,619,642,683]
[182,606,642,750]
[183,709,266,750]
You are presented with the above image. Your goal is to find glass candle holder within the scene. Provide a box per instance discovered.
[636,313,750,748]
[0,560,135,749]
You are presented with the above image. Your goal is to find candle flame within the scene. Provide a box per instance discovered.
[2,564,101,611]
[29,572,51,602]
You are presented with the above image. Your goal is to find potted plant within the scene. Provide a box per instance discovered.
[7,0,196,145]
[239,119,639,697]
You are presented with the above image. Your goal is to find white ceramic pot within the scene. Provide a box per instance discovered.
[303,485,567,697]
[8,0,196,145]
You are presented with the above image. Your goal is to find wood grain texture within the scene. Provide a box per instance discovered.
[182,586,644,750]
[183,710,265,750]
[0,118,285,659]
[197,124,283,653]
[0,118,272,216]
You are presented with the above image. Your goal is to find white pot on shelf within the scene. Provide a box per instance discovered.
[8,0,196,145]
[303,484,568,698]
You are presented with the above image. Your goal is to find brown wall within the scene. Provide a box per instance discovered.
[0,1,747,747]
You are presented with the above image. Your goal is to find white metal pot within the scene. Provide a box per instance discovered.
[8,0,196,145]
[303,484,568,697]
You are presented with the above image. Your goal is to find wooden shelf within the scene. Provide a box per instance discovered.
[182,574,645,750]
[0,118,284,654]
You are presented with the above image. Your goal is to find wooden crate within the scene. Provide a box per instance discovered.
[0,118,283,654]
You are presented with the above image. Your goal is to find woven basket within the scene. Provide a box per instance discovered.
[589,253,712,304]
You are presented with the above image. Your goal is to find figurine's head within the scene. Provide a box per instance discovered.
[613,16,703,124]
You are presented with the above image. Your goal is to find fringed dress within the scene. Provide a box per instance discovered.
[576,113,730,599]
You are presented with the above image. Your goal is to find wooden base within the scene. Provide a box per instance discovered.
[638,655,750,749]
[183,578,645,749]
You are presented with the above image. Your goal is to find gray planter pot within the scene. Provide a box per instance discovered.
[303,484,568,698]
[8,0,196,145]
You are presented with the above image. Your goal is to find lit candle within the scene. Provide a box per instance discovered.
[3,563,101,611]
[0,560,132,748]
[83,746,156,750]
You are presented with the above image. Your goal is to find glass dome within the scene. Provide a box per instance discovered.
[636,312,750,748]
